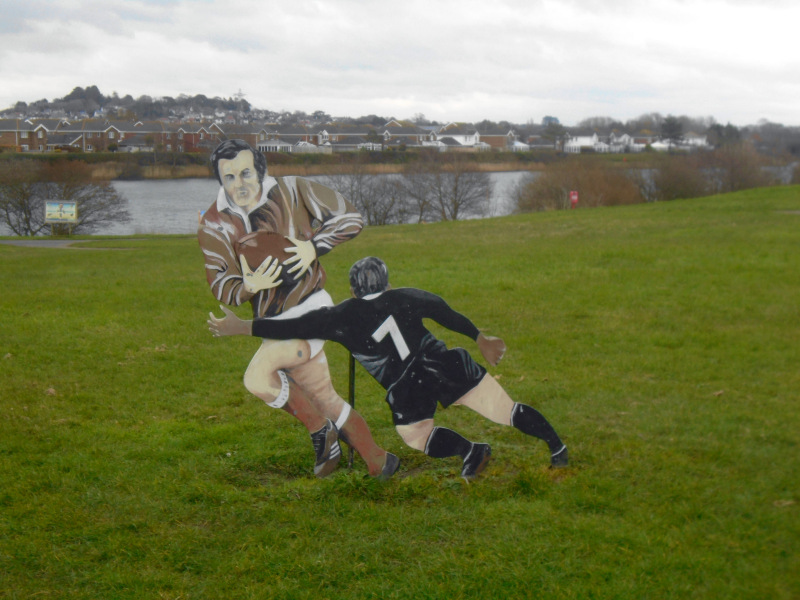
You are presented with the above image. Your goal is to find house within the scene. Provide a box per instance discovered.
[683,132,709,148]
[429,123,512,151]
[510,140,531,152]
[294,140,330,154]
[525,135,557,151]
[435,136,464,148]
[632,131,659,147]
[379,120,430,147]
[608,132,645,153]
[11,118,71,152]
[173,122,216,152]
[0,119,36,151]
[209,123,261,148]
[258,124,317,149]
[118,133,154,153]
[564,133,602,154]
[256,138,295,153]
[314,124,377,150]
[474,126,517,150]
[58,119,127,152]
[435,123,480,147]
[46,133,83,152]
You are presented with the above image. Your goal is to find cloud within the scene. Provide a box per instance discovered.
[0,0,798,125]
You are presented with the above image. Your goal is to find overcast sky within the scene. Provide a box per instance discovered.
[1,0,798,127]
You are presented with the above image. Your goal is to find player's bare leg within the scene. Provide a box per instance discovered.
[244,339,341,476]
[290,350,398,479]
[396,419,491,480]
[454,375,567,467]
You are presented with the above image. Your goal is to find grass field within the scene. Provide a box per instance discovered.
[1,186,799,599]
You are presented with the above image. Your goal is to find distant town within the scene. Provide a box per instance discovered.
[2,86,799,157]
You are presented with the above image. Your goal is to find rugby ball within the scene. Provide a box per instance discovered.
[234,231,299,284]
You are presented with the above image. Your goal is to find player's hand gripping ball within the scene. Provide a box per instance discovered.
[234,231,300,286]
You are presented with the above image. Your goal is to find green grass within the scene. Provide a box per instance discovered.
[1,187,799,599]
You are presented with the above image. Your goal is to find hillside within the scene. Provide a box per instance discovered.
[1,187,799,598]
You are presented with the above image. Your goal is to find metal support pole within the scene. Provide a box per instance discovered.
[347,352,356,468]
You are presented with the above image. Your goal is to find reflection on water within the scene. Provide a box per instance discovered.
[1,172,535,237]
[104,172,533,236]
[107,179,220,236]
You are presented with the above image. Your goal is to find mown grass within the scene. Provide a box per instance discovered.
[1,187,799,599]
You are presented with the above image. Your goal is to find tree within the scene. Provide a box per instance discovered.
[707,123,741,147]
[400,152,493,222]
[0,161,43,236]
[365,129,384,149]
[401,156,437,224]
[368,176,409,225]
[323,157,408,226]
[476,119,499,131]
[412,113,430,125]
[661,115,684,148]
[577,116,623,131]
[426,154,492,221]
[626,112,664,133]
[700,143,772,193]
[0,160,131,236]
[542,122,568,150]
[649,154,710,201]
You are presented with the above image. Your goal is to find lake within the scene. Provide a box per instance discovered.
[0,171,533,237]
[104,172,531,236]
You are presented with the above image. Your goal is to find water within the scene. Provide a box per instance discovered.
[0,172,533,236]
[108,179,220,236]
[105,172,532,236]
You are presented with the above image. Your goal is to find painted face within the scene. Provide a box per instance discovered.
[219,150,262,211]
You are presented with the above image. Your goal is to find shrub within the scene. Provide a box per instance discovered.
[701,143,773,193]
[650,154,710,201]
[514,157,644,212]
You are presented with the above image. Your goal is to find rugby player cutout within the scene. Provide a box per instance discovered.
[198,141,398,480]
[208,257,568,480]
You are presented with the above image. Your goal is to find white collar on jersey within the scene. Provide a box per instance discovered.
[216,176,278,225]
[362,291,385,300]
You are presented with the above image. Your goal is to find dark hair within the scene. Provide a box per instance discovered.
[349,257,390,298]
[210,139,267,184]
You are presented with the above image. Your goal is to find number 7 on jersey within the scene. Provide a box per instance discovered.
[372,315,410,360]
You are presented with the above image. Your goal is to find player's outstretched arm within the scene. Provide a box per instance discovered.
[208,305,253,337]
[477,332,507,367]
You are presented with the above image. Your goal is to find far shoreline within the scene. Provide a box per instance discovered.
[90,160,546,180]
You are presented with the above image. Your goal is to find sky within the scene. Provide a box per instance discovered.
[1,0,798,127]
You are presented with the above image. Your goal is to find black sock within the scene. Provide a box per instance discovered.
[424,426,473,459]
[510,403,564,453]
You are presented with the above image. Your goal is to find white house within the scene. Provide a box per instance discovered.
[564,133,601,153]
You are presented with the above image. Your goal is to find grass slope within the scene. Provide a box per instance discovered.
[1,187,799,599]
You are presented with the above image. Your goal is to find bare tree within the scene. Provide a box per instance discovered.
[430,154,492,221]
[0,161,44,236]
[323,156,408,226]
[700,142,772,193]
[403,153,492,222]
[401,156,437,224]
[366,176,409,226]
[0,160,130,236]
[649,154,710,201]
